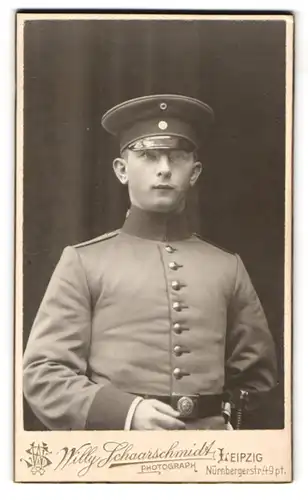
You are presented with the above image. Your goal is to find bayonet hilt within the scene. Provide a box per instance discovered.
[235,390,249,430]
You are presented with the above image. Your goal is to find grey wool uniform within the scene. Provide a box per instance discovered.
[23,94,278,430]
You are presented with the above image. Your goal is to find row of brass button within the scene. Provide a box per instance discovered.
[165,244,191,380]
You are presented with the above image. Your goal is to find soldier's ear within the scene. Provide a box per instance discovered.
[113,157,128,185]
[189,161,203,187]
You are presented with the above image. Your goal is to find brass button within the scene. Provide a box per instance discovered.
[173,345,183,356]
[173,302,182,312]
[173,323,182,334]
[171,280,181,291]
[165,245,175,254]
[173,367,182,379]
[169,261,180,271]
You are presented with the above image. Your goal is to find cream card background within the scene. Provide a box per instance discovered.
[12,9,296,489]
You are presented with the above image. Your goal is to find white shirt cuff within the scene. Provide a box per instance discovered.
[124,396,143,430]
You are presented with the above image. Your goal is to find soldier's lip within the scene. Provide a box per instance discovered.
[153,184,174,190]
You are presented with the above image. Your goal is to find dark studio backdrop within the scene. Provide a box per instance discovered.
[22,17,286,430]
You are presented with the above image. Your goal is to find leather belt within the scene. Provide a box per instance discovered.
[132,393,223,420]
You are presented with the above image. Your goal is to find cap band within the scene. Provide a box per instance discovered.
[119,117,198,153]
[127,135,196,152]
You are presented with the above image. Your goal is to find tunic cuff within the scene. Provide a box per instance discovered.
[85,384,137,430]
[124,397,144,430]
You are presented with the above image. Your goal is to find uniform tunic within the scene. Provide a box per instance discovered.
[23,206,277,430]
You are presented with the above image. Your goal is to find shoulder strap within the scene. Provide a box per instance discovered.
[74,229,120,248]
[193,233,235,255]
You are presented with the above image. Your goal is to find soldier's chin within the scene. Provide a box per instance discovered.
[149,198,183,214]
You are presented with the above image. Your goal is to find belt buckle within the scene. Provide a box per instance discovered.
[175,395,198,419]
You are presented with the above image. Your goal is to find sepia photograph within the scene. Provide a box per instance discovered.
[15,12,293,482]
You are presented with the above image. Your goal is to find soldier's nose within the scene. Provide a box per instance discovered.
[157,155,172,177]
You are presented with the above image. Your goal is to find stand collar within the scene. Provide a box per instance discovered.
[121,205,193,241]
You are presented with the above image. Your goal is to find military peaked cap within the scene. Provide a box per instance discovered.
[101,94,214,153]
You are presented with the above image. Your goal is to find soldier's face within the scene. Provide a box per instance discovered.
[113,149,202,213]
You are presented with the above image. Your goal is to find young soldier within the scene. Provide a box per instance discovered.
[23,94,277,430]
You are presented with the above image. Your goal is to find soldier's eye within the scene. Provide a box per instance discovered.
[169,150,190,163]
[141,150,158,161]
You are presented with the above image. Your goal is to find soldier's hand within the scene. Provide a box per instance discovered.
[131,399,186,430]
